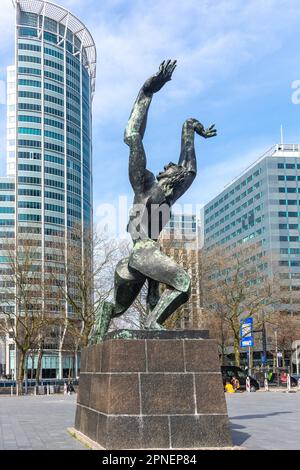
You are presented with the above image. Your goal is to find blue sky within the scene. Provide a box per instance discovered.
[2,0,300,218]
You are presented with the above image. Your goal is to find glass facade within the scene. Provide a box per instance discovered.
[0,0,96,378]
[202,144,300,315]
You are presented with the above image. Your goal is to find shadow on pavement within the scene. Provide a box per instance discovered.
[229,411,292,420]
[229,422,251,446]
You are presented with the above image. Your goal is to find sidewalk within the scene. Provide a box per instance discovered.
[0,395,85,450]
[226,392,300,449]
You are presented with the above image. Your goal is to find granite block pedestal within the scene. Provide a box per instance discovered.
[75,330,232,449]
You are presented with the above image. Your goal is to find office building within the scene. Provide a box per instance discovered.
[202,143,300,317]
[0,0,96,378]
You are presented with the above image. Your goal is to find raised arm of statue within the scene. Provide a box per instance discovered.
[167,120,217,203]
[124,60,177,194]
[178,119,217,173]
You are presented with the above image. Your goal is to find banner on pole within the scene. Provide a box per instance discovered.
[240,317,254,348]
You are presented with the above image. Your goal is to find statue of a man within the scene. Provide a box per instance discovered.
[91,60,216,341]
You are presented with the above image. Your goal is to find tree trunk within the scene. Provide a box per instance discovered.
[81,326,91,348]
[30,353,34,380]
[220,317,225,365]
[234,336,240,367]
[17,350,26,396]
[58,345,63,379]
[36,346,43,385]
[74,347,78,378]
[24,354,28,395]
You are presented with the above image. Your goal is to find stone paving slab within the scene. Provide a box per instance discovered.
[0,395,86,450]
[1,391,299,450]
[226,391,300,450]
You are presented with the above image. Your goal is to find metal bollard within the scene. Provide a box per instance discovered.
[264,378,269,392]
[287,374,291,392]
[10,385,13,396]
[298,378,300,391]
[246,376,251,392]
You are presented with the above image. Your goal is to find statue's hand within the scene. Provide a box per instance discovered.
[194,122,217,139]
[143,59,177,94]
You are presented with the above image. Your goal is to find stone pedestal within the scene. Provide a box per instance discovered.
[75,330,232,449]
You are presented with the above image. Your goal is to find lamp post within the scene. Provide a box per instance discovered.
[275,330,279,368]
[262,320,267,367]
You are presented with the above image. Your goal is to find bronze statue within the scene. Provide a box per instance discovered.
[90,60,217,342]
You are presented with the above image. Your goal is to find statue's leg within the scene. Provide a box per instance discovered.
[128,240,191,328]
[114,257,146,316]
[90,257,146,343]
[146,279,160,312]
[145,287,188,329]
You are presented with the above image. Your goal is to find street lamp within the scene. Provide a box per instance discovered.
[275,329,279,368]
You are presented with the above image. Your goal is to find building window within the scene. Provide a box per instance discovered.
[18,55,41,64]
[19,103,41,112]
[18,164,41,172]
[18,67,41,76]
[18,176,41,185]
[44,215,64,225]
[45,203,64,213]
[0,207,15,214]
[18,201,41,209]
[18,43,40,52]
[19,115,41,124]
[18,188,41,197]
[19,27,38,38]
[44,154,64,165]
[45,130,64,141]
[18,214,41,222]
[18,128,41,136]
[19,79,41,88]
[44,47,63,61]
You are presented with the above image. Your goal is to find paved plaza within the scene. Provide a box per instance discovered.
[0,392,299,449]
[226,391,300,450]
[0,395,85,450]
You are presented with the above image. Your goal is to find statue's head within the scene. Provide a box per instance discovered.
[156,162,187,196]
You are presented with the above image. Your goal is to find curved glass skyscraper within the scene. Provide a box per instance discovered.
[0,0,96,378]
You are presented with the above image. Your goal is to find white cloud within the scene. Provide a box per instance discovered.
[83,0,300,125]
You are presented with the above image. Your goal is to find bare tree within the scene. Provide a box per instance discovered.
[47,226,120,355]
[200,309,233,365]
[201,243,280,366]
[268,313,300,368]
[0,240,53,394]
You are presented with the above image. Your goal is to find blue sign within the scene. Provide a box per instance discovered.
[240,317,254,348]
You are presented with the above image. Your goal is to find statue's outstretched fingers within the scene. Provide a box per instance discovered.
[158,60,165,72]
[169,60,177,74]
